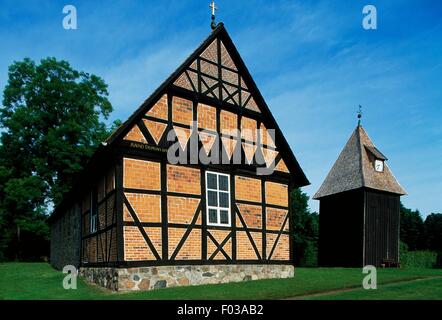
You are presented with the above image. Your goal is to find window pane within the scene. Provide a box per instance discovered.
[208,191,218,206]
[219,192,229,208]
[209,209,218,224]
[219,175,228,191]
[207,173,217,189]
[220,210,229,224]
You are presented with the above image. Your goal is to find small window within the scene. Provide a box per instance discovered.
[90,190,97,233]
[206,172,231,226]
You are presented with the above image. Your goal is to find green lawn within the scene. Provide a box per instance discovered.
[309,277,442,300]
[0,263,441,300]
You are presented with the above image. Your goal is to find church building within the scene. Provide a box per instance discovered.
[49,21,309,291]
[314,119,406,267]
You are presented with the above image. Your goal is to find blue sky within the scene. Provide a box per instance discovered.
[0,0,441,217]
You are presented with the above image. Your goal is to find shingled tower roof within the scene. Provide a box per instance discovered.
[314,125,406,199]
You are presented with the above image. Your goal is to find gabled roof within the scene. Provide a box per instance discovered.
[105,23,309,187]
[313,125,406,199]
[49,23,309,222]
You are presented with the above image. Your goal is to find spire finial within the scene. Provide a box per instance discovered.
[357,105,362,126]
[209,0,217,30]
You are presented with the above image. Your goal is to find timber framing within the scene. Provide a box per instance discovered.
[49,23,309,271]
[75,151,293,267]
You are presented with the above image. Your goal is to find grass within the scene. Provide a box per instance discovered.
[0,263,441,300]
[309,277,442,300]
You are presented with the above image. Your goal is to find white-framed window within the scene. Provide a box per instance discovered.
[205,171,231,226]
[90,190,97,233]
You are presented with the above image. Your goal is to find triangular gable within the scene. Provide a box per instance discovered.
[49,24,310,225]
[106,23,309,187]
[173,36,261,112]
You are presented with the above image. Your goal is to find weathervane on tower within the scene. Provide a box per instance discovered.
[357,105,363,126]
[209,0,217,30]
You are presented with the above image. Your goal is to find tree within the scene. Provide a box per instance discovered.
[424,213,442,252]
[290,188,319,266]
[400,203,426,251]
[0,57,116,261]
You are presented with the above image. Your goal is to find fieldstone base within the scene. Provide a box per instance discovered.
[79,264,294,292]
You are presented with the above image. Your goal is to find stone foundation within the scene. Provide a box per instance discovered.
[79,264,294,292]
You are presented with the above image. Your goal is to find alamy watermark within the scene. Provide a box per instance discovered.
[362,5,377,30]
[362,265,377,289]
[61,4,376,31]
[62,265,78,289]
[166,122,277,176]
[62,5,77,30]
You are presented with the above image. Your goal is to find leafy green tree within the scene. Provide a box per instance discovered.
[291,188,319,266]
[400,203,426,251]
[0,57,116,261]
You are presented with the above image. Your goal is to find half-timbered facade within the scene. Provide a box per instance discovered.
[49,24,309,291]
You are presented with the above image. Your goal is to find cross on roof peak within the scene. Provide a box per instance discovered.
[357,105,363,126]
[209,1,217,15]
[209,1,218,30]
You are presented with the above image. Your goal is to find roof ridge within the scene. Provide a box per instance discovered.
[356,125,366,187]
[105,23,226,145]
